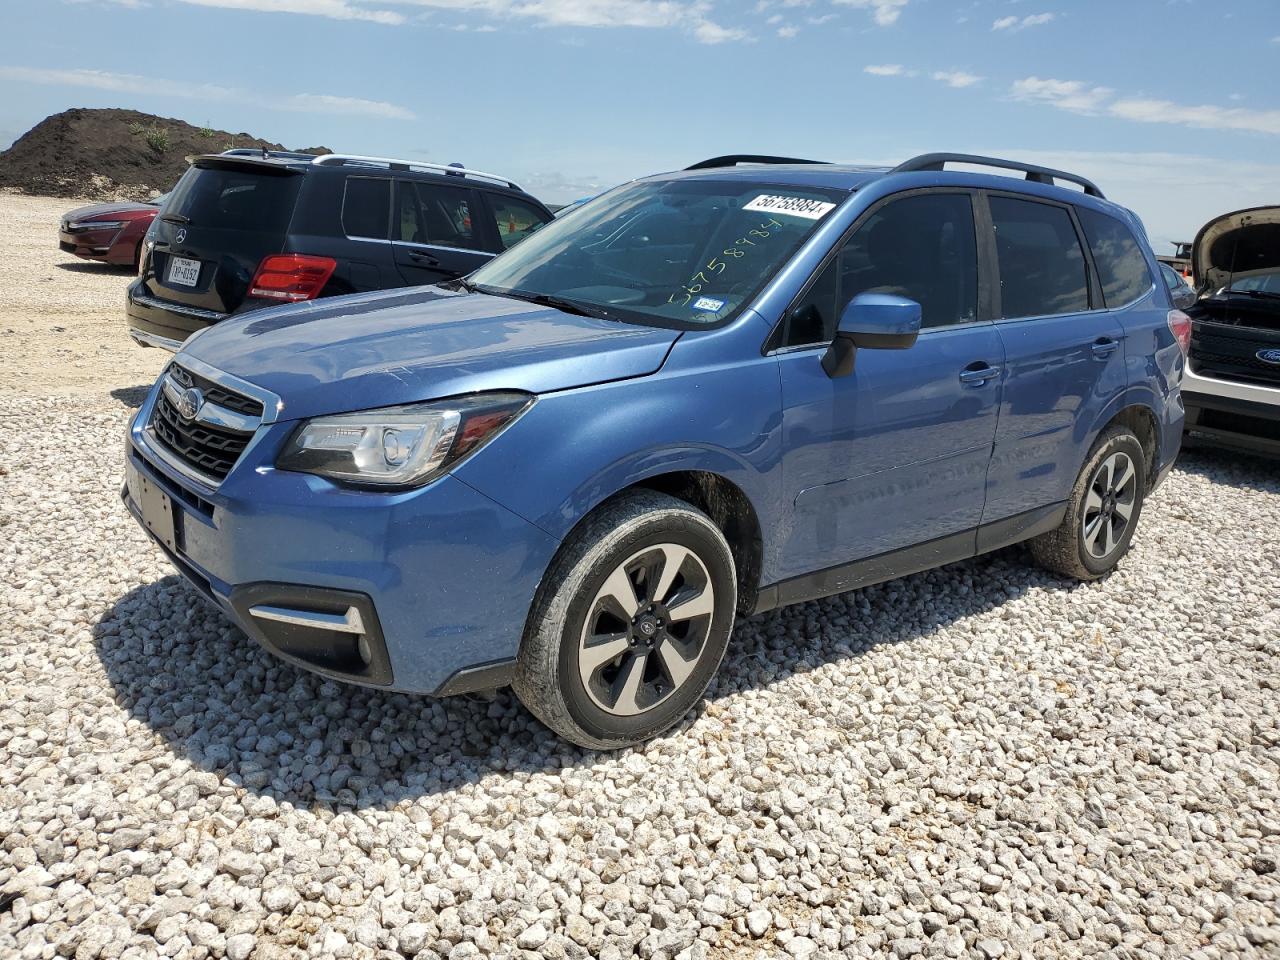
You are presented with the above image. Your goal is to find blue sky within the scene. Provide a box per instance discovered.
[2,0,1278,249]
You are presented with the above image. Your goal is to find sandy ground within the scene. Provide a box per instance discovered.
[0,192,167,399]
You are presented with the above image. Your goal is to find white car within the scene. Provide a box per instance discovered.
[1181,206,1280,456]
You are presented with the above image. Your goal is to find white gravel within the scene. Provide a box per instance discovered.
[2,391,1279,960]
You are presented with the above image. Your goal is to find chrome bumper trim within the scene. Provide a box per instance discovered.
[249,604,367,635]
[130,292,228,322]
[129,327,184,352]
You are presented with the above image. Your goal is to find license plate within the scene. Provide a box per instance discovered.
[168,256,201,287]
[128,461,177,551]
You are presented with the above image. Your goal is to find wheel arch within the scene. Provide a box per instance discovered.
[1087,392,1162,490]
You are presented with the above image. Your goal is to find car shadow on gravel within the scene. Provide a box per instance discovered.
[54,261,136,275]
[93,546,1046,810]
[1176,444,1280,493]
[110,385,151,408]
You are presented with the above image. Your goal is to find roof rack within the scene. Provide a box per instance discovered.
[893,153,1105,198]
[311,153,522,191]
[220,148,319,161]
[685,155,828,171]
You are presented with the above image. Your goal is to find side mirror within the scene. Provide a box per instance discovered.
[822,293,922,378]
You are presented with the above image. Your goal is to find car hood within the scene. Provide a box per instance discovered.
[181,286,682,421]
[62,200,156,222]
[1193,205,1280,293]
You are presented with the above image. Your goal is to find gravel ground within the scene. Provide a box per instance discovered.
[1,389,1278,960]
[1,207,1279,958]
[0,192,166,399]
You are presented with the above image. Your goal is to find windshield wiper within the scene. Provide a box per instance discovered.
[1235,289,1280,301]
[477,286,614,321]
[161,213,190,225]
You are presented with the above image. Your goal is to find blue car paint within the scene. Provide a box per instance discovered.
[125,161,1185,696]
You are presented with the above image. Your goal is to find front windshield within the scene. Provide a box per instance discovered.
[467,178,847,328]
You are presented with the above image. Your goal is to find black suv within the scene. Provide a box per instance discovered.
[126,151,555,350]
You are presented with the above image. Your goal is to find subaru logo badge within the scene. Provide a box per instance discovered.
[177,387,204,421]
[1257,348,1280,366]
[175,228,187,245]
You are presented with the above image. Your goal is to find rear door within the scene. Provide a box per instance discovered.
[140,158,303,315]
[391,179,492,286]
[981,193,1128,523]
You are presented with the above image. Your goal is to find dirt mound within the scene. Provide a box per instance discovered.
[0,108,330,201]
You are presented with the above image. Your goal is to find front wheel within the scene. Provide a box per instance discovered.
[1030,425,1147,580]
[513,491,737,749]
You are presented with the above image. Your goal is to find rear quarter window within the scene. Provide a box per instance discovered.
[167,165,302,232]
[1079,207,1153,308]
[342,177,391,239]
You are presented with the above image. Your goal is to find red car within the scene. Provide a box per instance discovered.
[58,194,167,271]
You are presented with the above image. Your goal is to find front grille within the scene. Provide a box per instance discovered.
[1190,325,1280,388]
[169,364,264,418]
[149,363,261,482]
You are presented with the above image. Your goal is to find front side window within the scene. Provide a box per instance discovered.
[398,181,477,250]
[990,196,1090,319]
[1078,207,1153,308]
[342,177,390,239]
[466,179,847,329]
[490,196,552,250]
[779,192,978,347]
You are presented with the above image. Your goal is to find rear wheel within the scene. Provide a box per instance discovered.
[513,491,736,749]
[1030,426,1146,580]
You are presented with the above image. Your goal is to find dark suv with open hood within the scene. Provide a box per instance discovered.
[126,152,554,351]
[1181,206,1280,455]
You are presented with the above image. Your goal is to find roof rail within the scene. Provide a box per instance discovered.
[685,154,828,171]
[893,153,1105,198]
[312,153,522,191]
[219,148,319,161]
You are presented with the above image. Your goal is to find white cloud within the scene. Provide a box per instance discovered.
[1109,97,1280,136]
[864,63,907,76]
[777,24,798,37]
[932,70,981,88]
[174,0,405,24]
[1011,75,1280,136]
[831,0,908,26]
[0,65,416,119]
[1010,76,1113,114]
[993,11,1055,31]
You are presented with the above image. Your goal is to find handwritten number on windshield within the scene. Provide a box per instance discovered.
[668,218,784,307]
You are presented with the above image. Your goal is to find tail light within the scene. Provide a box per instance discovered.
[250,254,337,302]
[1167,309,1192,355]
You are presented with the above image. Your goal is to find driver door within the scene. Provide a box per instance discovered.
[773,190,1004,584]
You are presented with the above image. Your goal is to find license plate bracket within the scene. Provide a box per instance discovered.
[129,462,177,551]
[168,256,201,288]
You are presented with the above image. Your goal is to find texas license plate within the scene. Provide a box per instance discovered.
[168,256,201,287]
[128,460,177,551]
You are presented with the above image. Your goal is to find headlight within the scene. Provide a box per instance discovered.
[276,392,532,488]
[68,220,127,232]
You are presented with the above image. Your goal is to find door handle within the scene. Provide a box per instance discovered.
[1091,338,1120,360]
[959,363,1000,386]
[408,249,440,267]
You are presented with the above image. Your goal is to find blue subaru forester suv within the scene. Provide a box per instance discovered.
[124,153,1187,748]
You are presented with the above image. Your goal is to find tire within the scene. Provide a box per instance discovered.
[1029,426,1147,580]
[512,490,737,749]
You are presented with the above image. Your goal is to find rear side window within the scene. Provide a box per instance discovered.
[990,196,1090,318]
[489,196,552,250]
[1160,263,1184,292]
[166,165,301,232]
[397,182,477,250]
[1078,207,1153,308]
[342,177,390,239]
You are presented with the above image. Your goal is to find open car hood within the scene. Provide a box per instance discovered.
[1193,205,1280,293]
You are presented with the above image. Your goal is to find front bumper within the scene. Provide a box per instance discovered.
[1183,365,1280,456]
[123,384,561,695]
[60,225,131,264]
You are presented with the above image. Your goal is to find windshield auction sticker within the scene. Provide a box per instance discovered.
[743,195,836,220]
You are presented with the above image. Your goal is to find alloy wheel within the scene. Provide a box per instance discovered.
[1081,451,1138,559]
[577,543,716,717]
